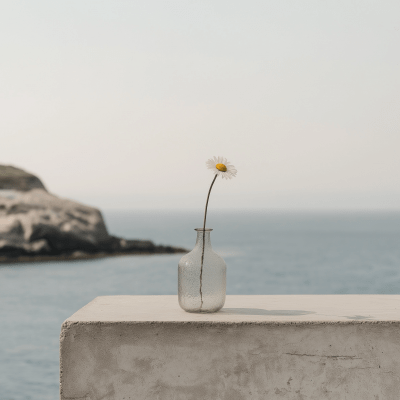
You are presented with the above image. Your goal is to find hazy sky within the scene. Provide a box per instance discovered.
[1,1,399,210]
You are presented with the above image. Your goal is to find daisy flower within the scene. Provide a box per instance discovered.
[196,156,237,309]
[206,156,237,180]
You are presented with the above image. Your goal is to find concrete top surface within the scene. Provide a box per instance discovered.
[65,295,400,324]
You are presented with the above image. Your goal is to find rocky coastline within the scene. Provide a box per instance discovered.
[0,166,187,264]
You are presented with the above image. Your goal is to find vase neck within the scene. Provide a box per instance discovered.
[194,229,212,249]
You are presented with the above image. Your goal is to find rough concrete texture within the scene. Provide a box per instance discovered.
[60,295,400,400]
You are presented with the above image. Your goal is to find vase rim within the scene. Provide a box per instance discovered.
[194,228,213,232]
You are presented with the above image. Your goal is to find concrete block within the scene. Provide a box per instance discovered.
[60,295,400,399]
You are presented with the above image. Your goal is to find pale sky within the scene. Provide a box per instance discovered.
[1,1,399,210]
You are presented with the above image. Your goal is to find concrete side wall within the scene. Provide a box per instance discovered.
[60,321,400,400]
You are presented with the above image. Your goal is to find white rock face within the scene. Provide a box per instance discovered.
[0,189,110,255]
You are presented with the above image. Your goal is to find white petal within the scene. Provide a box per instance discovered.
[205,156,237,179]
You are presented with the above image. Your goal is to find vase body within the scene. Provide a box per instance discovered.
[178,228,226,313]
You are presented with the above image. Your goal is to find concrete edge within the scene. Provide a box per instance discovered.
[59,321,72,400]
[60,320,400,327]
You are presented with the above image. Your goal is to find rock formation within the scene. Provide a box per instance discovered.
[0,166,186,263]
[0,165,47,191]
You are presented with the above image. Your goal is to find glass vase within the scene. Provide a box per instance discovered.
[178,228,226,313]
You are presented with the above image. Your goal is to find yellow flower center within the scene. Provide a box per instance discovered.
[216,163,227,172]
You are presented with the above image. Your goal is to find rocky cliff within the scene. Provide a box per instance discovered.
[0,166,186,263]
[0,165,47,191]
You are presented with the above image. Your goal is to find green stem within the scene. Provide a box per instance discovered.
[200,174,218,310]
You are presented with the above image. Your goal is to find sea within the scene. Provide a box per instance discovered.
[1,210,400,400]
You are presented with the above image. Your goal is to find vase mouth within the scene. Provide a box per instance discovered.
[194,228,213,232]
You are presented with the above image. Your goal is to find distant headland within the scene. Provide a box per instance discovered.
[0,165,187,264]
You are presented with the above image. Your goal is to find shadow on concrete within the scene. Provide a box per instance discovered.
[220,308,316,316]
[343,315,373,320]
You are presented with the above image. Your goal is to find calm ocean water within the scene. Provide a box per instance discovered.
[1,210,400,399]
